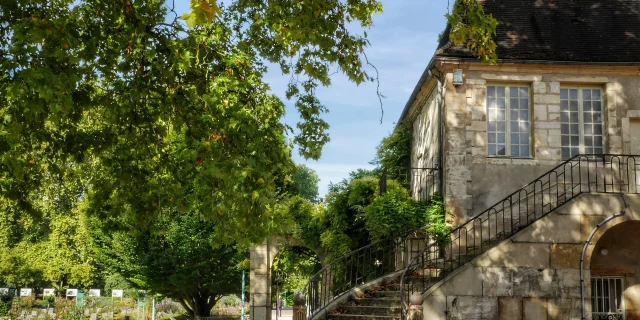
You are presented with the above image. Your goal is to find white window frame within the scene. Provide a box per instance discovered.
[591,276,625,320]
[560,86,606,159]
[486,85,532,158]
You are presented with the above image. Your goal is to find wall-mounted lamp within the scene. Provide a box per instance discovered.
[600,248,608,256]
[453,69,464,85]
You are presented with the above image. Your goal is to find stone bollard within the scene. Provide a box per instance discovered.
[408,293,424,320]
[293,293,307,320]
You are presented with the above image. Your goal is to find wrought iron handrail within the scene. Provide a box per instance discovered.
[304,166,441,319]
[399,154,640,320]
[303,228,429,319]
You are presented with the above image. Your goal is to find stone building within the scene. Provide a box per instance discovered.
[250,1,640,320]
[400,1,640,319]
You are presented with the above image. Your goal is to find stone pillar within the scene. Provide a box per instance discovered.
[250,237,279,320]
[293,294,307,320]
[408,293,424,320]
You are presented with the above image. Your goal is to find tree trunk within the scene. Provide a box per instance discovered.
[179,295,217,317]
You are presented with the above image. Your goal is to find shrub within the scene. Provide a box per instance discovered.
[364,188,423,241]
[418,193,451,247]
[0,300,10,316]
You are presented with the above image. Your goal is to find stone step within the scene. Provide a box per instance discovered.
[381,283,400,291]
[351,297,400,307]
[369,290,401,298]
[326,314,400,320]
[342,306,401,316]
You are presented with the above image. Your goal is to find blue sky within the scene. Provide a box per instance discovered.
[172,1,450,197]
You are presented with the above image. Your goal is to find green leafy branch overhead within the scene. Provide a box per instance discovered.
[446,0,499,63]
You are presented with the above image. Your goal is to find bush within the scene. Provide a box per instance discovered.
[0,300,10,316]
[417,193,451,246]
[364,187,423,241]
[156,299,183,315]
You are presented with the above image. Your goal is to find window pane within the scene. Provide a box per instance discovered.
[488,144,496,156]
[487,85,530,157]
[498,110,506,120]
[570,89,578,99]
[561,89,569,99]
[593,101,602,111]
[584,89,604,155]
[570,100,579,111]
[487,86,505,156]
[511,133,519,144]
[511,122,519,133]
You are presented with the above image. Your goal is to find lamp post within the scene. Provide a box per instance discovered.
[241,270,246,320]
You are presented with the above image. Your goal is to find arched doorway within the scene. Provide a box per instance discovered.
[271,246,322,320]
[590,221,640,320]
[250,237,324,320]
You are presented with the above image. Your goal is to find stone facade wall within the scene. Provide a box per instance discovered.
[422,193,640,320]
[431,63,640,223]
[412,84,441,170]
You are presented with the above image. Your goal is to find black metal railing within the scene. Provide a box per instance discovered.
[399,154,640,320]
[303,228,430,319]
[379,166,440,202]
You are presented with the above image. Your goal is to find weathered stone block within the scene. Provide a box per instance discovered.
[513,213,581,244]
[423,294,446,320]
[446,296,498,320]
[469,121,486,132]
[512,268,554,297]
[550,244,582,269]
[533,82,547,94]
[482,267,514,296]
[534,105,548,121]
[534,94,560,105]
[548,104,560,113]
[250,274,269,293]
[252,306,269,320]
[523,298,548,320]
[440,266,483,296]
[498,297,522,320]
[547,298,581,320]
[474,243,550,268]
[535,122,561,130]
[549,82,560,94]
[466,78,487,85]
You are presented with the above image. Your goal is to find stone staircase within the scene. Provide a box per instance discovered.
[326,281,402,320]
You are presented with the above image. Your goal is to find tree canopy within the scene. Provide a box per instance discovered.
[89,210,246,317]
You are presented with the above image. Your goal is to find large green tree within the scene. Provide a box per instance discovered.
[0,0,385,246]
[91,210,246,317]
[0,0,497,246]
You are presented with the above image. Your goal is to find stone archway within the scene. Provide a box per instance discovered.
[250,237,325,320]
[250,237,280,320]
[589,221,640,320]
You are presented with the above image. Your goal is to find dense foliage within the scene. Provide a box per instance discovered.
[90,210,247,317]
[446,0,499,63]
[289,165,320,203]
[0,0,385,246]
[372,123,412,171]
